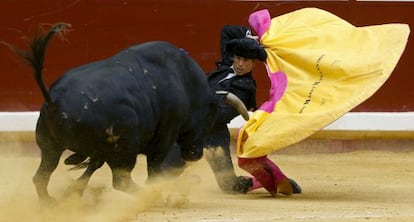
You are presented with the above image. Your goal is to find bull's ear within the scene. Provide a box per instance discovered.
[215,91,249,121]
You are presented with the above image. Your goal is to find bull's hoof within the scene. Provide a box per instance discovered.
[114,182,139,194]
[39,196,57,207]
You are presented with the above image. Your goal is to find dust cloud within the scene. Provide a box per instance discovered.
[2,139,414,221]
[0,141,206,222]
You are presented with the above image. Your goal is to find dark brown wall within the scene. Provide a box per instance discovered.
[1,0,413,111]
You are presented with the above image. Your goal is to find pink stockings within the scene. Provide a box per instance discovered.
[238,156,292,196]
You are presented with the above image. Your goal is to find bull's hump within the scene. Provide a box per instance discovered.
[128,41,181,59]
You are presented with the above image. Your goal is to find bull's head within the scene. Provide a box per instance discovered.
[180,90,249,162]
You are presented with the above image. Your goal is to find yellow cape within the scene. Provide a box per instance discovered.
[237,8,410,158]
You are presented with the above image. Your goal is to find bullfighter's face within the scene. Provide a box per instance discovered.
[232,55,256,75]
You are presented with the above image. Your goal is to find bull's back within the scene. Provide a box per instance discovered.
[39,41,210,153]
[130,41,208,90]
[51,41,207,106]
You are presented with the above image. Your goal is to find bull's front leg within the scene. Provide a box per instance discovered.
[146,153,164,179]
[159,143,187,177]
[179,141,204,162]
[146,134,193,179]
[106,154,138,193]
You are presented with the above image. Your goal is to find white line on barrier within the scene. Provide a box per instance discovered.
[1,111,414,132]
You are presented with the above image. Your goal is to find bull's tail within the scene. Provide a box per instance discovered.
[65,155,89,170]
[2,23,71,110]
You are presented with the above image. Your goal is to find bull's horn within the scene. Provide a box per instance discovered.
[216,91,249,121]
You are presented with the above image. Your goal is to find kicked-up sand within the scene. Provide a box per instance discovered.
[0,139,413,222]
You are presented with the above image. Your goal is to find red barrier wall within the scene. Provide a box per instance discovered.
[0,0,413,111]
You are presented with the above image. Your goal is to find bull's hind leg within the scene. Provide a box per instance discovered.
[65,158,104,196]
[33,146,63,202]
[106,155,138,193]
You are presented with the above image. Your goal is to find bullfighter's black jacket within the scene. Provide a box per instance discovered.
[207,65,257,124]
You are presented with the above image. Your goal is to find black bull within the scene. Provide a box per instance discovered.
[8,23,249,201]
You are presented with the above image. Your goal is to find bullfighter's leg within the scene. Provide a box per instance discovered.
[204,125,252,194]
[65,158,104,196]
[106,154,138,193]
[32,145,64,202]
[251,157,302,194]
[238,156,279,196]
[238,156,298,196]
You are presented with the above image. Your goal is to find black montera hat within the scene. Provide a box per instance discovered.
[225,38,267,61]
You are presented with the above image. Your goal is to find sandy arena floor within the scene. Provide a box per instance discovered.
[0,140,413,222]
